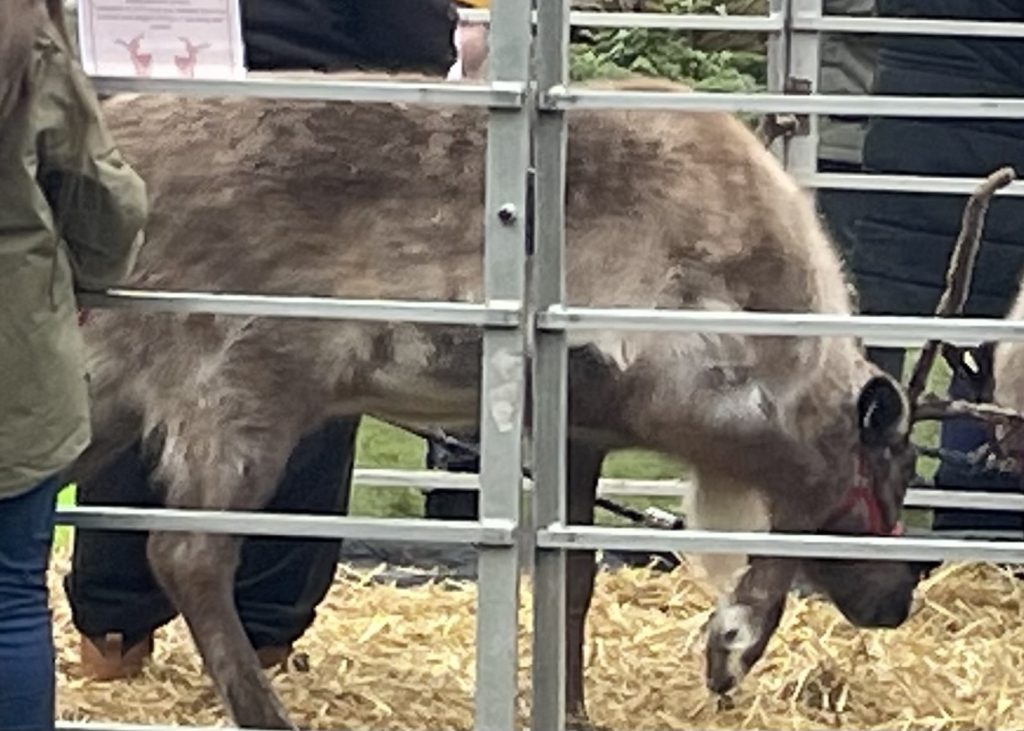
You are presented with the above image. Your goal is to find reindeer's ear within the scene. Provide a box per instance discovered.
[857,374,909,446]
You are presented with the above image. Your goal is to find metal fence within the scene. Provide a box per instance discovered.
[55,2,1024,731]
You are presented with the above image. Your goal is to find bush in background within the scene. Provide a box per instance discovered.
[569,0,770,91]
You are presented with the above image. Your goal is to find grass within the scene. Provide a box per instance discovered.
[349,417,690,526]
[53,348,952,548]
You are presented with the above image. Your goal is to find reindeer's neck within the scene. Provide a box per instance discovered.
[601,338,864,525]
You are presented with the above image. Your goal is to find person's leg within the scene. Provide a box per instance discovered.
[0,475,62,731]
[234,417,360,660]
[63,443,178,679]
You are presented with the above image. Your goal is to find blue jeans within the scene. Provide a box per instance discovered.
[0,475,61,731]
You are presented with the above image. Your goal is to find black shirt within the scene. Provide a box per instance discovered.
[241,0,459,75]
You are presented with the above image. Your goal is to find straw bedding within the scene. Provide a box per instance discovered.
[52,549,1024,730]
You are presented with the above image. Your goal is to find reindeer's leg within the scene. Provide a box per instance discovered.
[704,556,796,695]
[565,439,605,727]
[686,471,801,695]
[146,440,299,729]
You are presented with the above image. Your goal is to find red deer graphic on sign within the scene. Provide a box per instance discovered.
[175,37,212,78]
[115,33,152,76]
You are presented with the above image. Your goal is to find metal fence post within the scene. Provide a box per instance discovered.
[476,1,533,730]
[784,0,823,173]
[766,0,789,161]
[530,0,570,729]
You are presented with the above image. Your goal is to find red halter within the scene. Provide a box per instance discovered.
[823,453,904,537]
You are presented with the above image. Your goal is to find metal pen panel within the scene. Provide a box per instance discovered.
[765,0,789,162]
[530,0,572,729]
[784,0,822,175]
[475,2,533,729]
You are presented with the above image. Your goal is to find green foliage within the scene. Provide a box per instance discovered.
[569,0,769,91]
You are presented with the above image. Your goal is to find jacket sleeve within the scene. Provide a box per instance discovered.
[31,26,148,291]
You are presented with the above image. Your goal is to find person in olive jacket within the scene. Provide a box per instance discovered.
[0,0,149,727]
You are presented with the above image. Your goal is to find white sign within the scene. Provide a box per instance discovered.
[78,0,246,80]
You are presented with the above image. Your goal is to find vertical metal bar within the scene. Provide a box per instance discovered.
[765,0,789,161]
[476,0,532,729]
[785,0,823,173]
[530,0,570,730]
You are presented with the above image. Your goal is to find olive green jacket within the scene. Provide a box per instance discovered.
[819,0,879,165]
[0,13,148,499]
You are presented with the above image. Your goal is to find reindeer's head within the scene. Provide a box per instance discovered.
[794,370,931,629]
[798,167,1018,630]
[705,168,1019,697]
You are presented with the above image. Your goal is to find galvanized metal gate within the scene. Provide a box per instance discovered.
[57,2,1024,731]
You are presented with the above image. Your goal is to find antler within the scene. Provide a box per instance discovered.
[913,397,1024,425]
[906,166,1017,414]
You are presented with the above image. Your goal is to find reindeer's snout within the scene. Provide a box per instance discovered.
[706,667,739,696]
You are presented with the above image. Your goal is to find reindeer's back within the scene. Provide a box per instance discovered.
[100,77,852,319]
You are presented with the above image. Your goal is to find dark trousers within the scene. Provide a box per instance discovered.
[0,476,61,731]
[63,418,359,650]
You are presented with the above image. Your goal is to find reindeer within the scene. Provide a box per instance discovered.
[114,33,152,77]
[984,237,1024,465]
[65,74,1013,728]
[996,285,1024,424]
[174,37,210,78]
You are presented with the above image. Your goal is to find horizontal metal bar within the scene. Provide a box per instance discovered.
[90,75,526,108]
[55,506,514,546]
[459,6,1024,39]
[796,15,1024,39]
[538,524,1024,563]
[457,7,781,31]
[803,172,1024,197]
[542,88,1024,119]
[562,10,780,31]
[906,489,1024,513]
[907,527,1024,541]
[539,306,1024,341]
[353,468,693,498]
[78,289,520,328]
[862,336,968,349]
[459,7,782,31]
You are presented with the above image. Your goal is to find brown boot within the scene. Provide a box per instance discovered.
[255,644,293,670]
[79,632,154,680]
